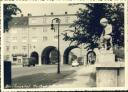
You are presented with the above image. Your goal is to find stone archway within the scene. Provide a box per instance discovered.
[30,51,39,64]
[63,46,78,64]
[41,46,60,64]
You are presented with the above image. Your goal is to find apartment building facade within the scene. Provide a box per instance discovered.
[3,12,87,65]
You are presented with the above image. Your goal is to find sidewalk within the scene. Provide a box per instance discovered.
[49,65,96,88]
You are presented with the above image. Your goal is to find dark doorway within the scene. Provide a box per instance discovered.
[30,51,39,64]
[41,46,60,64]
[87,51,96,64]
[63,46,78,64]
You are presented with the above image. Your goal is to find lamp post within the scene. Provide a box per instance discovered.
[51,18,61,74]
[27,24,30,60]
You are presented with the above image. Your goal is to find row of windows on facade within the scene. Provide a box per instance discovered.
[30,27,48,32]
[11,27,51,33]
[12,26,66,33]
[30,16,70,24]
[4,56,23,63]
[13,56,25,63]
[6,45,36,51]
[13,57,21,63]
[13,56,28,63]
[5,36,58,42]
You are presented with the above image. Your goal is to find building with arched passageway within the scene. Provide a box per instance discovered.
[3,12,89,66]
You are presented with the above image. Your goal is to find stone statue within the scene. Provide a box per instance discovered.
[99,18,113,50]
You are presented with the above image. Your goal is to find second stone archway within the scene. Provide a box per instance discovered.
[41,46,60,64]
[63,46,78,64]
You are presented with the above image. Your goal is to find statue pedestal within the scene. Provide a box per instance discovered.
[95,49,124,87]
[96,62,125,87]
[96,49,115,64]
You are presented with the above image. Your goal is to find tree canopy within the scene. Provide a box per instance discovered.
[4,4,21,32]
[63,3,124,50]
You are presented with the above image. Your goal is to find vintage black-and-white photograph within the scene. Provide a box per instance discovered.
[2,1,126,90]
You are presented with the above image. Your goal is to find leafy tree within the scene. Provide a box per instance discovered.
[63,3,124,50]
[4,4,21,32]
[50,49,59,64]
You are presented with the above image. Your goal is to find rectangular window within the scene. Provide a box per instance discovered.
[12,37,17,40]
[13,46,17,50]
[32,36,37,42]
[12,37,17,42]
[43,36,48,41]
[32,27,37,30]
[13,56,17,62]
[22,46,27,50]
[43,27,47,32]
[43,17,47,24]
[30,45,32,49]
[22,39,27,43]
[6,46,9,51]
[65,16,69,24]
[32,36,37,39]
[5,55,10,60]
[22,36,27,39]
[33,45,36,49]
[54,35,58,40]
[18,59,21,63]
[12,30,17,34]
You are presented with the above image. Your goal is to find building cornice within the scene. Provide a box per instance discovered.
[31,23,72,27]
[29,14,76,18]
[9,24,72,28]
[13,14,76,18]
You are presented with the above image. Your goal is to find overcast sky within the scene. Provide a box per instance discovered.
[16,3,85,16]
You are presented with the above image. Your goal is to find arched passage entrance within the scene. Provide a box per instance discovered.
[41,46,60,64]
[87,51,96,64]
[30,51,39,64]
[63,46,78,64]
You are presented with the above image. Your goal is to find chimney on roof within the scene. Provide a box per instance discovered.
[65,12,68,14]
[51,12,54,15]
[28,13,32,16]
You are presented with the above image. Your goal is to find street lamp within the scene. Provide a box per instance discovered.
[51,18,61,74]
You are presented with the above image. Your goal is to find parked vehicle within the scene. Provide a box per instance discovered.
[72,59,79,67]
[23,57,36,67]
